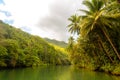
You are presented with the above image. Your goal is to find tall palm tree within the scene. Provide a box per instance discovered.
[68,14,81,35]
[80,0,120,60]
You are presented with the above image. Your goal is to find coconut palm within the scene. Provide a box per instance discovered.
[68,14,81,35]
[80,0,120,60]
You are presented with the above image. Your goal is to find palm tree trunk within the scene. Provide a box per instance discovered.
[101,28,120,60]
[97,42,107,64]
[97,34,114,63]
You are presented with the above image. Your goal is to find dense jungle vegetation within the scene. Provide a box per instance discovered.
[0,20,70,68]
[67,0,120,75]
[1,0,120,76]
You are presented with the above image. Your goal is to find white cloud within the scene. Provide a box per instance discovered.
[0,0,56,37]
[0,0,83,42]
[0,12,6,20]
[2,0,53,26]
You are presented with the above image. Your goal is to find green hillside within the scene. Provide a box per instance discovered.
[44,38,67,48]
[0,20,70,68]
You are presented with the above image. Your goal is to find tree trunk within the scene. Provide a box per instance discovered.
[97,34,114,63]
[97,42,107,64]
[101,28,120,60]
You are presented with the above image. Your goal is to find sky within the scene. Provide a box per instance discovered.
[0,0,84,42]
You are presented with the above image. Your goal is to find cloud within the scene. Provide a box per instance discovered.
[0,0,52,27]
[38,0,82,41]
[0,10,12,17]
[0,10,13,24]
[0,0,83,42]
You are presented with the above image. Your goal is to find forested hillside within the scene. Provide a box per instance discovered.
[0,20,70,68]
[44,38,67,48]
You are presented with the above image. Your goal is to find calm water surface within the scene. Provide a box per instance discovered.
[0,66,120,80]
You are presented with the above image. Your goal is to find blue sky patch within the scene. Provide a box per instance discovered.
[20,26,32,33]
[3,19,14,24]
[0,10,12,17]
[0,0,4,5]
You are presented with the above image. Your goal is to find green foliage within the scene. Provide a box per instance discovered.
[68,14,81,35]
[100,63,114,72]
[112,64,120,75]
[0,45,7,56]
[0,21,70,68]
[67,0,120,75]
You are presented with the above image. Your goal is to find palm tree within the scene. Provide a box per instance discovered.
[68,14,81,35]
[68,36,74,49]
[79,0,120,60]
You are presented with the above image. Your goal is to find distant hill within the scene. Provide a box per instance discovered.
[44,38,67,48]
[0,20,70,68]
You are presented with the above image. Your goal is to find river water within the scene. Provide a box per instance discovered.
[0,66,120,80]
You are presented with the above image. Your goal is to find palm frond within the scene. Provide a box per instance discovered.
[79,9,92,15]
[82,0,95,12]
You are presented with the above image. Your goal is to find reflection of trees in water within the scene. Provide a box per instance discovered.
[0,66,120,80]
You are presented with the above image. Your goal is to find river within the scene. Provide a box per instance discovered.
[0,66,120,80]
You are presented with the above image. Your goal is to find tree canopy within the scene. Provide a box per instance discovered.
[67,0,120,75]
[0,21,70,68]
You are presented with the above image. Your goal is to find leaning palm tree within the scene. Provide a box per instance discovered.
[68,14,81,35]
[80,0,120,60]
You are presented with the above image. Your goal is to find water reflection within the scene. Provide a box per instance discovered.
[0,66,120,80]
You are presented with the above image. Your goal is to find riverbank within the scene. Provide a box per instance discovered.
[99,64,120,76]
[75,63,120,76]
